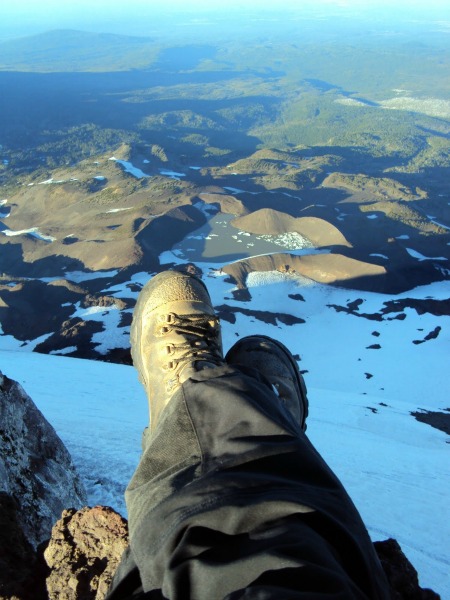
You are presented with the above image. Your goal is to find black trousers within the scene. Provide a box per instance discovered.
[107,365,390,599]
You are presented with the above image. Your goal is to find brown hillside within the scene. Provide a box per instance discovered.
[198,193,248,216]
[231,209,351,247]
[223,252,386,290]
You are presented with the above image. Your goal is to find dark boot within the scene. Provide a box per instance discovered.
[225,335,308,430]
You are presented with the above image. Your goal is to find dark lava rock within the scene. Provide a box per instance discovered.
[374,538,440,599]
[0,492,48,600]
[216,304,305,327]
[382,298,450,318]
[411,409,450,436]
[288,293,306,302]
[413,326,442,345]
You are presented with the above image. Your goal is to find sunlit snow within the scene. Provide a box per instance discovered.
[109,157,150,179]
[1,227,56,242]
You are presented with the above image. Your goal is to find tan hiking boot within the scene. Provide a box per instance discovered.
[131,270,224,430]
[225,335,309,430]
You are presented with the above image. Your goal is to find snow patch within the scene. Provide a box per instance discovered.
[1,227,56,242]
[380,96,450,119]
[38,178,66,185]
[50,346,77,356]
[110,158,150,179]
[335,97,371,108]
[405,248,447,262]
[224,186,245,194]
[64,270,118,283]
[159,169,186,180]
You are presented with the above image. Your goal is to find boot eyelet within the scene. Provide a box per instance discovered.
[166,377,178,393]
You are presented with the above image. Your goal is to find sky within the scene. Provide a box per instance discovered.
[1,0,449,40]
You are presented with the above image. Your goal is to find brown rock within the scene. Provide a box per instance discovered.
[44,506,128,600]
[374,538,440,599]
[80,295,127,310]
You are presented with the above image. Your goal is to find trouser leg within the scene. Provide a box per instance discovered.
[111,365,389,599]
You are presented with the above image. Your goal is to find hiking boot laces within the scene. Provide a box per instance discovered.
[156,312,222,392]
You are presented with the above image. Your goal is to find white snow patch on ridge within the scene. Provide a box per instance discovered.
[37,177,76,185]
[159,169,186,180]
[63,270,119,283]
[50,346,77,356]
[1,227,56,242]
[109,158,150,179]
[380,96,450,119]
[335,97,372,107]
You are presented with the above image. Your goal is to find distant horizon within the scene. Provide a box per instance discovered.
[1,0,449,41]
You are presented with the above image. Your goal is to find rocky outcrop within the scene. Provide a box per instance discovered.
[374,538,440,599]
[0,279,85,341]
[0,372,86,548]
[44,506,128,600]
[0,504,127,600]
[0,279,132,360]
[0,492,48,600]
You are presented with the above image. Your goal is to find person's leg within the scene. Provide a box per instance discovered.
[107,271,389,599]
